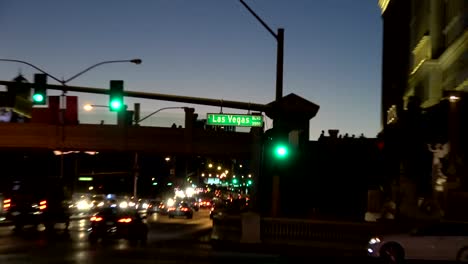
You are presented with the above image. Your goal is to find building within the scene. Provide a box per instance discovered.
[379,0,468,127]
[379,0,468,220]
[378,0,411,128]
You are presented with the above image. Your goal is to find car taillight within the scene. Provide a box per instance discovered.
[39,200,47,210]
[90,216,103,222]
[117,218,132,223]
[181,208,189,212]
[3,199,11,210]
[168,207,175,211]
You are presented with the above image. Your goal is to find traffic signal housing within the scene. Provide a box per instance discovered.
[33,74,47,105]
[109,80,124,112]
[264,128,292,162]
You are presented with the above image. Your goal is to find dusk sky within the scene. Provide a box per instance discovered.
[0,0,382,139]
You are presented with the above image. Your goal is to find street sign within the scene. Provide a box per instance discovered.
[78,177,93,181]
[206,113,263,127]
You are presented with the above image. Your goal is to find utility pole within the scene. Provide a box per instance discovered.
[133,103,141,199]
[239,0,285,217]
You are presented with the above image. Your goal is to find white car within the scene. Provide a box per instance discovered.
[368,222,468,262]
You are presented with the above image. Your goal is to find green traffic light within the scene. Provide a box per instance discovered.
[247,180,252,186]
[110,100,122,111]
[33,93,44,103]
[274,145,289,158]
[232,178,238,184]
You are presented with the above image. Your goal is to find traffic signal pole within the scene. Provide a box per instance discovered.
[239,0,284,217]
[0,81,271,113]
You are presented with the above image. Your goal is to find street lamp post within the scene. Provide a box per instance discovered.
[0,58,142,182]
[0,58,142,86]
[239,0,284,217]
[239,0,284,102]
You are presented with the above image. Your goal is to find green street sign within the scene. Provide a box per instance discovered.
[206,113,263,127]
[78,177,93,181]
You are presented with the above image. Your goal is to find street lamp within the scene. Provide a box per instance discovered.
[135,106,188,125]
[239,0,283,102]
[239,1,285,216]
[0,59,141,182]
[0,58,142,86]
[83,104,108,111]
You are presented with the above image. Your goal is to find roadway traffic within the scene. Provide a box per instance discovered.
[0,210,464,264]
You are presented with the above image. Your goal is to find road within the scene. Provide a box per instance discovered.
[0,210,460,263]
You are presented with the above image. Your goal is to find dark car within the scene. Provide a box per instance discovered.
[184,198,199,212]
[210,200,228,219]
[168,202,193,219]
[88,207,148,245]
[146,200,165,215]
[5,180,71,232]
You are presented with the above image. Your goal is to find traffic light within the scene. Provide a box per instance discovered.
[109,80,124,111]
[247,180,252,186]
[273,143,289,159]
[264,128,291,161]
[33,74,47,105]
[232,178,238,185]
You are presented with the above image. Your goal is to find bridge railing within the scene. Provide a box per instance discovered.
[211,213,402,247]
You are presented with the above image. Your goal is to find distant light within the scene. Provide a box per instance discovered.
[88,186,94,191]
[152,182,158,186]
[449,95,460,102]
[165,157,171,162]
[248,174,252,178]
[217,166,221,170]
[239,164,243,168]
[167,183,173,186]
[83,104,93,111]
[208,164,213,168]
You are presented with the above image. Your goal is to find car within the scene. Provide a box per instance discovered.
[146,200,164,215]
[5,180,71,232]
[198,199,212,209]
[168,202,193,219]
[88,207,148,245]
[367,221,468,263]
[183,198,199,212]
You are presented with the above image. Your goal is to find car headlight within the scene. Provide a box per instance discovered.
[77,200,90,210]
[369,237,381,245]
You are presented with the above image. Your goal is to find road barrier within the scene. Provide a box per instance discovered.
[211,213,404,248]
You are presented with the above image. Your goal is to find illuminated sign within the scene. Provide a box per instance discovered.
[78,177,93,181]
[206,113,263,127]
[206,178,220,185]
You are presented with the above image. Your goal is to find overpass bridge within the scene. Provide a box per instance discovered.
[0,123,260,158]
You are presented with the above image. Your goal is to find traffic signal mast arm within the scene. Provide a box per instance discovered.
[0,80,270,113]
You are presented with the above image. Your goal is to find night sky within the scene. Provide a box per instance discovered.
[0,0,382,139]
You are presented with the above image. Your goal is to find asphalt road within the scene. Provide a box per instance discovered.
[0,210,460,263]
